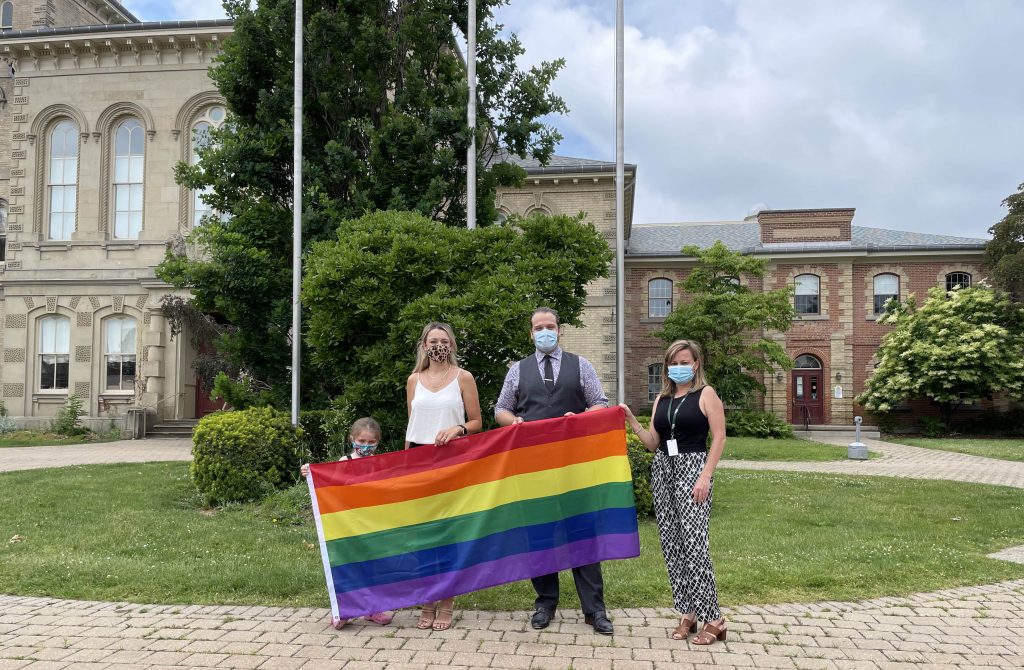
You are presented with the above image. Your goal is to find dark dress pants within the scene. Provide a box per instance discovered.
[532,561,605,615]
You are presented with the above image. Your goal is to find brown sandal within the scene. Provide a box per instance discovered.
[692,620,727,645]
[671,613,697,640]
[416,603,436,629]
[432,598,455,631]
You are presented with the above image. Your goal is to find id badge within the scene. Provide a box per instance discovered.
[666,439,679,457]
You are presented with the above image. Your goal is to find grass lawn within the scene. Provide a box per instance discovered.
[723,436,875,461]
[0,431,111,448]
[893,438,1024,462]
[3,463,1023,610]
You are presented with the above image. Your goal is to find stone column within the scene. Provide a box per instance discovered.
[142,312,166,410]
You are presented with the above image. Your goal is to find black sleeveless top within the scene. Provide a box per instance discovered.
[652,386,709,454]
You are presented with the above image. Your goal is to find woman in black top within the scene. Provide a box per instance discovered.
[621,339,728,645]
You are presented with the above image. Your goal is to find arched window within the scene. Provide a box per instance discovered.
[105,317,137,391]
[48,120,79,240]
[794,354,822,369]
[647,363,663,402]
[112,118,145,239]
[191,106,226,227]
[872,273,899,315]
[39,316,71,390]
[648,278,672,317]
[945,272,972,292]
[794,274,820,314]
[1,2,13,31]
[0,199,7,263]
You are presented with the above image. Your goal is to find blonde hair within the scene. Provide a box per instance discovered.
[659,339,710,398]
[412,321,459,373]
[349,417,382,441]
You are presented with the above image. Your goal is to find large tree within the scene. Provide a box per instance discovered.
[857,285,1024,427]
[987,182,1024,301]
[302,210,612,445]
[657,241,795,408]
[157,0,567,404]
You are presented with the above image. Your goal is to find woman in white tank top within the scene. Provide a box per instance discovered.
[404,321,482,630]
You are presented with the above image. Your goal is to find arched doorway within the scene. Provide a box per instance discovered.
[792,354,824,425]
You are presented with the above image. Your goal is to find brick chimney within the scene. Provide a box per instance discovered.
[757,208,855,244]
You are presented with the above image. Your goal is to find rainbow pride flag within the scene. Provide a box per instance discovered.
[306,406,640,619]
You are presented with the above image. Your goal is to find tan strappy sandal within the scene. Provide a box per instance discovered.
[692,619,727,645]
[416,603,436,629]
[671,613,697,640]
[433,598,455,631]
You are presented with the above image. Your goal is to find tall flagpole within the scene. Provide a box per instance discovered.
[467,0,477,229]
[615,0,625,405]
[291,0,303,426]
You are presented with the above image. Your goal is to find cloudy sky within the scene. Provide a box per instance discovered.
[124,0,1024,239]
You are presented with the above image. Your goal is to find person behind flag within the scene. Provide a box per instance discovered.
[620,339,728,645]
[404,321,483,631]
[301,416,394,631]
[494,306,614,635]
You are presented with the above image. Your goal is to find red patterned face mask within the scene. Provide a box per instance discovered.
[426,343,451,363]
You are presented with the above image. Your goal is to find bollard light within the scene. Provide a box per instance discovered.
[848,416,868,460]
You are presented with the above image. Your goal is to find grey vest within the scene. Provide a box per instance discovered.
[514,351,587,422]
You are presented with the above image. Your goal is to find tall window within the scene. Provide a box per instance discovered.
[1,2,13,31]
[191,106,226,227]
[0,200,7,262]
[105,317,137,391]
[945,272,972,291]
[794,274,820,314]
[39,316,70,390]
[48,120,79,240]
[113,119,145,239]
[873,273,899,315]
[648,278,672,317]
[647,363,663,402]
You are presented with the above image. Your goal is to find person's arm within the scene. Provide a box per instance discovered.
[436,370,483,445]
[579,357,608,412]
[621,398,662,452]
[404,374,416,450]
[494,365,522,426]
[692,386,726,504]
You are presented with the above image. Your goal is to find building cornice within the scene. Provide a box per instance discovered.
[625,246,986,265]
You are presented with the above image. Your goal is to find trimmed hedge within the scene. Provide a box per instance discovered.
[191,407,302,505]
[725,409,794,438]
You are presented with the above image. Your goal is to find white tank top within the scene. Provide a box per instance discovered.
[405,373,466,445]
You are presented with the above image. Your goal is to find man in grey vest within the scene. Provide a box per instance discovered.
[494,307,613,635]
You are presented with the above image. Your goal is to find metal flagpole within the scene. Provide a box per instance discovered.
[615,0,625,404]
[291,0,303,426]
[467,0,477,229]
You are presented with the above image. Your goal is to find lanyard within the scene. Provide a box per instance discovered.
[667,392,689,440]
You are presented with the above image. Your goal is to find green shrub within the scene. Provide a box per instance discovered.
[950,407,1024,437]
[52,395,88,436]
[298,408,352,463]
[917,416,946,438]
[626,425,655,519]
[0,400,14,434]
[190,407,302,505]
[725,410,794,438]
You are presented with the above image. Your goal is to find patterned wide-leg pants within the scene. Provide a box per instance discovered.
[650,451,722,622]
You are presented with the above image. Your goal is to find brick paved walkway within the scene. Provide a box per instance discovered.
[0,439,192,473]
[719,436,1024,489]
[1,580,1023,669]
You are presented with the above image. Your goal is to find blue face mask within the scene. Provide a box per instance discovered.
[352,442,377,457]
[533,328,558,353]
[667,365,695,385]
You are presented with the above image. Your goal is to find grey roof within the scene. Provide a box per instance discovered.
[497,151,635,175]
[628,221,988,256]
[0,20,234,39]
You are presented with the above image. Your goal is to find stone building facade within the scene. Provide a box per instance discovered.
[624,208,989,425]
[0,2,637,427]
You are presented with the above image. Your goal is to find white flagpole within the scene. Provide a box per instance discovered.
[291,0,303,426]
[615,0,625,405]
[467,0,477,229]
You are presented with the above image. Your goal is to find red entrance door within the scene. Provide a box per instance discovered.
[194,339,223,418]
[792,369,824,425]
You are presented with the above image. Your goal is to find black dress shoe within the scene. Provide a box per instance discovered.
[531,608,554,629]
[584,611,614,635]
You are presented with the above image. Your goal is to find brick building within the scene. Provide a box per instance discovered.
[624,208,988,426]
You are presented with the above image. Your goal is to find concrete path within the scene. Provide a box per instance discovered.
[1,580,1023,669]
[719,436,1024,489]
[0,438,192,473]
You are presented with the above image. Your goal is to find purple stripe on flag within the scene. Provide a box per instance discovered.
[334,532,640,618]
